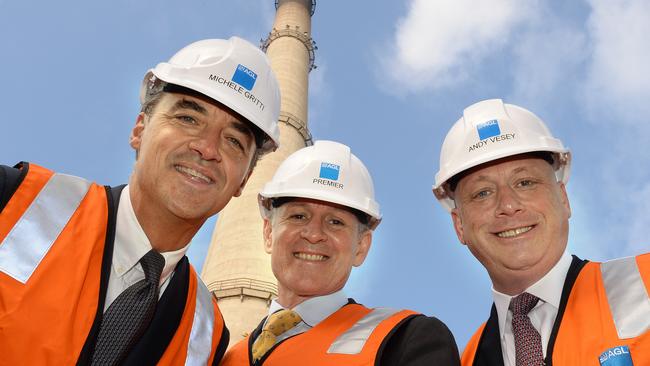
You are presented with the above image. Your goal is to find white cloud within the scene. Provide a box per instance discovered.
[583,0,650,122]
[510,20,588,107]
[379,0,535,93]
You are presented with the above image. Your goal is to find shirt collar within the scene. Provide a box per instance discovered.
[492,250,572,338]
[268,289,349,327]
[114,185,190,286]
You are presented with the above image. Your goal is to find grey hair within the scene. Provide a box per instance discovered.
[140,76,167,114]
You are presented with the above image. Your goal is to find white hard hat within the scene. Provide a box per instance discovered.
[140,36,281,150]
[259,140,382,229]
[433,99,571,212]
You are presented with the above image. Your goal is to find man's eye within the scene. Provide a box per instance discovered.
[177,115,197,124]
[517,179,536,188]
[329,218,344,226]
[472,190,491,200]
[289,214,306,220]
[226,136,244,150]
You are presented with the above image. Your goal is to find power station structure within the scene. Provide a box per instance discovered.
[201,0,317,347]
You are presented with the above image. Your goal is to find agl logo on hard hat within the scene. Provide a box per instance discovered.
[231,64,257,91]
[477,119,501,140]
[311,162,344,190]
[319,163,340,181]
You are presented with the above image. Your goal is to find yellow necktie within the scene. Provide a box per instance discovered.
[252,309,302,362]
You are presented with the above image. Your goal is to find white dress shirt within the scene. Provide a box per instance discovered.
[492,251,572,366]
[262,290,349,344]
[103,185,190,312]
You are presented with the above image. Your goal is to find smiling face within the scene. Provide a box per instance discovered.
[451,155,571,294]
[263,198,372,308]
[129,92,256,241]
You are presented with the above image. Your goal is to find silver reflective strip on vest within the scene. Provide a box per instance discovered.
[327,307,401,355]
[601,256,650,339]
[0,173,91,284]
[185,278,216,365]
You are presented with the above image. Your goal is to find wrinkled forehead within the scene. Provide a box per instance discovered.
[273,197,364,223]
[159,88,243,120]
[454,153,556,189]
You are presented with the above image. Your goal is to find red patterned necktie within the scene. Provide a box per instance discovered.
[510,292,544,366]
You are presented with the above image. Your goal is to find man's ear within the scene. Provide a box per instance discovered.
[451,209,467,246]
[130,113,146,155]
[558,182,572,219]
[263,218,273,254]
[352,230,372,267]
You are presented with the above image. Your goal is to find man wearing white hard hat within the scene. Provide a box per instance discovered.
[222,140,460,366]
[0,37,281,365]
[432,99,649,366]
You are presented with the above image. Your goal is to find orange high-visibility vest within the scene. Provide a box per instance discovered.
[0,163,225,365]
[461,254,650,366]
[222,303,417,366]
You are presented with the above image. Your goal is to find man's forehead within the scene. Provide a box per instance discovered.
[280,198,359,217]
[163,92,238,118]
[458,154,554,185]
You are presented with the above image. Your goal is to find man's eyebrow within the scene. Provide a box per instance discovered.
[171,99,208,115]
[465,174,491,183]
[231,120,254,138]
[468,167,531,183]
[512,166,536,175]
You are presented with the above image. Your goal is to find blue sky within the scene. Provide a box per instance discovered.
[2,0,648,349]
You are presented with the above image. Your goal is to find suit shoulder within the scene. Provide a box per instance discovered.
[0,163,26,213]
[379,314,460,365]
[397,314,456,339]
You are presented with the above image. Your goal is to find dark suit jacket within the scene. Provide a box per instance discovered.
[246,299,460,366]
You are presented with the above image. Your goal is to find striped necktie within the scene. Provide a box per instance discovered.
[91,249,165,366]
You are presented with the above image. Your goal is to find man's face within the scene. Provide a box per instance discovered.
[451,155,571,294]
[263,198,372,305]
[129,92,256,226]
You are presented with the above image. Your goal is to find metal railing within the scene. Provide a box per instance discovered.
[278,111,313,145]
[260,26,318,72]
[207,277,278,301]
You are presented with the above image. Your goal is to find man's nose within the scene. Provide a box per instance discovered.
[495,186,523,216]
[189,135,223,162]
[301,220,328,244]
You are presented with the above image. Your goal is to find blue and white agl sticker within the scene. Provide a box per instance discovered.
[319,162,340,181]
[231,64,257,91]
[477,119,501,140]
[599,345,633,366]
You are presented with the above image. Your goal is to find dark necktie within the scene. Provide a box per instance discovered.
[510,292,544,366]
[91,249,165,366]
